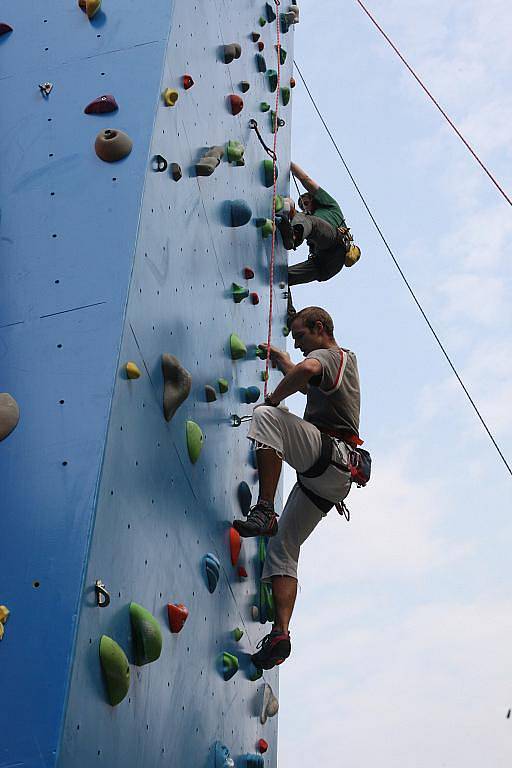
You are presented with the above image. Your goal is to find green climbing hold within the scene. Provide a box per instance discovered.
[258,16,267,27]
[232,627,244,642]
[227,140,245,163]
[275,194,284,213]
[99,635,130,706]
[205,385,217,403]
[129,603,162,667]
[255,348,267,360]
[265,2,276,22]
[232,283,249,303]
[230,334,247,360]
[261,219,274,238]
[186,420,204,463]
[221,651,239,681]
[255,53,267,73]
[281,86,290,106]
[270,110,285,133]
[249,664,264,682]
[278,46,287,65]
[218,378,229,394]
[267,69,278,92]
[260,101,270,112]
[262,159,277,187]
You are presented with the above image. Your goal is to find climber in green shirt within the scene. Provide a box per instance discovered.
[278,162,361,318]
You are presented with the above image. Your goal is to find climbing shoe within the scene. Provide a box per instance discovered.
[251,628,291,670]
[344,244,361,267]
[233,501,278,538]
[276,216,295,250]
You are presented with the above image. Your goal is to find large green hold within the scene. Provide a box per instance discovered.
[99,635,130,705]
[129,603,163,666]
[227,140,244,163]
[230,333,247,360]
[281,86,290,106]
[222,651,239,681]
[186,420,204,463]
[262,159,277,188]
[267,69,278,92]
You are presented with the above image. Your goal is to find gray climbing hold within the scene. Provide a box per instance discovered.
[230,200,252,227]
[205,385,217,403]
[221,43,242,64]
[170,162,182,181]
[0,393,19,442]
[161,354,192,422]
[261,683,279,724]
[196,146,224,176]
[95,129,133,163]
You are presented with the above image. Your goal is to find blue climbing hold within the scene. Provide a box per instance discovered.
[214,741,235,768]
[244,755,264,768]
[230,200,252,227]
[203,553,221,593]
[244,385,260,404]
[238,481,252,516]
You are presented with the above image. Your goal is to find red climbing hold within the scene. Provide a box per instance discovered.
[257,41,265,51]
[250,292,260,305]
[0,23,13,35]
[290,76,296,88]
[238,566,248,578]
[243,267,255,280]
[258,740,269,754]
[84,94,119,115]
[228,95,244,116]
[167,603,189,633]
[230,527,242,566]
[183,74,194,90]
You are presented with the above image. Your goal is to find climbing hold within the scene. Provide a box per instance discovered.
[182,74,194,90]
[162,88,179,107]
[99,635,130,706]
[244,386,260,404]
[229,527,242,566]
[161,353,192,422]
[0,606,9,641]
[275,194,284,213]
[267,69,278,92]
[152,154,168,172]
[78,0,101,19]
[265,2,277,22]
[289,4,300,23]
[95,129,133,163]
[249,664,263,681]
[260,101,270,112]
[280,11,296,33]
[245,756,264,768]
[232,627,244,642]
[250,292,260,305]
[238,482,252,516]
[258,739,269,754]
[239,81,250,93]
[129,603,163,666]
[345,244,362,267]
[170,162,182,181]
[243,267,255,280]
[221,43,242,64]
[203,553,221,594]
[281,86,291,106]
[257,41,265,52]
[261,683,279,724]
[251,605,260,621]
[277,46,288,65]
[84,94,119,115]
[262,158,277,187]
[261,219,274,238]
[231,283,249,303]
[186,420,204,464]
[125,362,141,379]
[214,741,235,768]
[218,378,229,394]
[230,200,252,227]
[167,603,189,633]
[228,95,244,116]
[290,76,296,88]
[227,140,245,163]
[205,385,217,403]
[283,325,290,336]
[196,145,224,176]
[221,651,239,681]
[230,333,247,360]
[251,31,260,42]
[258,16,267,27]
[39,82,53,98]
[261,370,269,382]
[270,110,285,133]
[238,566,248,578]
[255,54,267,73]
[0,23,13,36]
[0,394,19,442]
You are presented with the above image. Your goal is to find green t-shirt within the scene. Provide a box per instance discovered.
[312,187,346,229]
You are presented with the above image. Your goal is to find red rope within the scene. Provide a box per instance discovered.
[264,0,282,396]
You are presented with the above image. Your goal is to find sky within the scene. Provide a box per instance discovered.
[277,1,512,765]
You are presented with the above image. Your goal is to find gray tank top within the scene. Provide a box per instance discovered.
[303,347,361,438]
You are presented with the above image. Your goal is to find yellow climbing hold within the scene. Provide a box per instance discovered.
[0,606,10,640]
[78,0,102,19]
[125,362,141,380]
[162,88,179,107]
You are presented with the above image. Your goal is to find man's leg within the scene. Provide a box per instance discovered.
[272,575,297,634]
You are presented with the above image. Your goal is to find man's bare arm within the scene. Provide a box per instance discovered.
[290,161,319,194]
[267,358,322,403]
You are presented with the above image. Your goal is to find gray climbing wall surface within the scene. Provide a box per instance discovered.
[0,1,294,766]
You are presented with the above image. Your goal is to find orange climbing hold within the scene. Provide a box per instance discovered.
[243,267,255,280]
[258,740,269,754]
[238,566,248,578]
[183,74,194,90]
[228,95,244,116]
[250,292,260,305]
[229,527,242,566]
[167,603,189,633]
[290,76,296,88]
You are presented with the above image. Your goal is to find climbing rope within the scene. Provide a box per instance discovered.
[262,0,282,397]
[293,59,512,479]
[354,0,512,209]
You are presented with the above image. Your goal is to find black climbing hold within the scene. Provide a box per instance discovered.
[277,46,287,65]
[205,385,217,403]
[255,54,267,73]
[251,31,260,42]
[170,162,182,181]
[0,23,13,36]
[161,353,192,422]
[231,283,249,303]
[196,145,224,176]
[152,155,168,172]
[265,2,276,22]
[240,80,250,93]
[238,481,252,516]
[84,94,119,115]
[95,129,133,163]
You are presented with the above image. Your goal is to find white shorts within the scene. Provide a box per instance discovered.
[248,406,352,581]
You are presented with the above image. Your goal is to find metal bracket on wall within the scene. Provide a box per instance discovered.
[95,580,111,608]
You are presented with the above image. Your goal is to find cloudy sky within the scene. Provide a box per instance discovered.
[277,1,512,765]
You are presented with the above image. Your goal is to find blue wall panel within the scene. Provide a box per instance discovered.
[1,1,294,766]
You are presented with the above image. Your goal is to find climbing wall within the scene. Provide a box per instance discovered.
[0,2,295,766]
